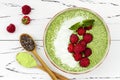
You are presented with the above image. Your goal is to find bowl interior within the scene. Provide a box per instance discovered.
[44,8,110,74]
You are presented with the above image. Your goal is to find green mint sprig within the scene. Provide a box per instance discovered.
[69,19,95,30]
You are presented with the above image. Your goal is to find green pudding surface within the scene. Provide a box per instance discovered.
[44,8,110,73]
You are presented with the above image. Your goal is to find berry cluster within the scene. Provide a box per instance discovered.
[68,25,93,67]
[6,5,31,33]
[22,5,31,25]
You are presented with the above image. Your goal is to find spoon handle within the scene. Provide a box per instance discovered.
[37,65,69,80]
[32,50,57,80]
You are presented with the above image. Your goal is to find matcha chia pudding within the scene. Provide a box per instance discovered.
[44,8,110,73]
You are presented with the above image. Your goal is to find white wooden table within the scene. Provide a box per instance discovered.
[0,0,120,80]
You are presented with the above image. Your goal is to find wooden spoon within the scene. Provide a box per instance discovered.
[16,52,68,80]
[19,33,69,80]
[37,66,69,80]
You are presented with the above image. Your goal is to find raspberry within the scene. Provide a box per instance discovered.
[70,34,79,44]
[83,33,93,43]
[68,43,74,53]
[6,24,16,33]
[73,53,82,61]
[22,5,31,15]
[74,44,85,54]
[80,57,90,67]
[22,16,31,25]
[84,48,92,57]
[78,40,87,47]
[84,25,92,30]
[77,27,86,35]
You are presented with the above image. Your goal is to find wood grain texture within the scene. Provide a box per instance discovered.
[0,0,120,40]
[0,41,120,80]
[0,0,120,80]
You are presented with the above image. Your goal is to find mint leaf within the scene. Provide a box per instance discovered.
[82,19,95,27]
[69,22,83,30]
[69,19,95,31]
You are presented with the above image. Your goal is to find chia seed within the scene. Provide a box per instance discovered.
[20,34,35,51]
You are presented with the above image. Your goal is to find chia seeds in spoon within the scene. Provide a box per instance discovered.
[20,34,35,51]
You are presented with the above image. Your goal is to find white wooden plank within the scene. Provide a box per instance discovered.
[0,0,120,22]
[0,41,120,80]
[0,0,120,40]
[0,21,119,40]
